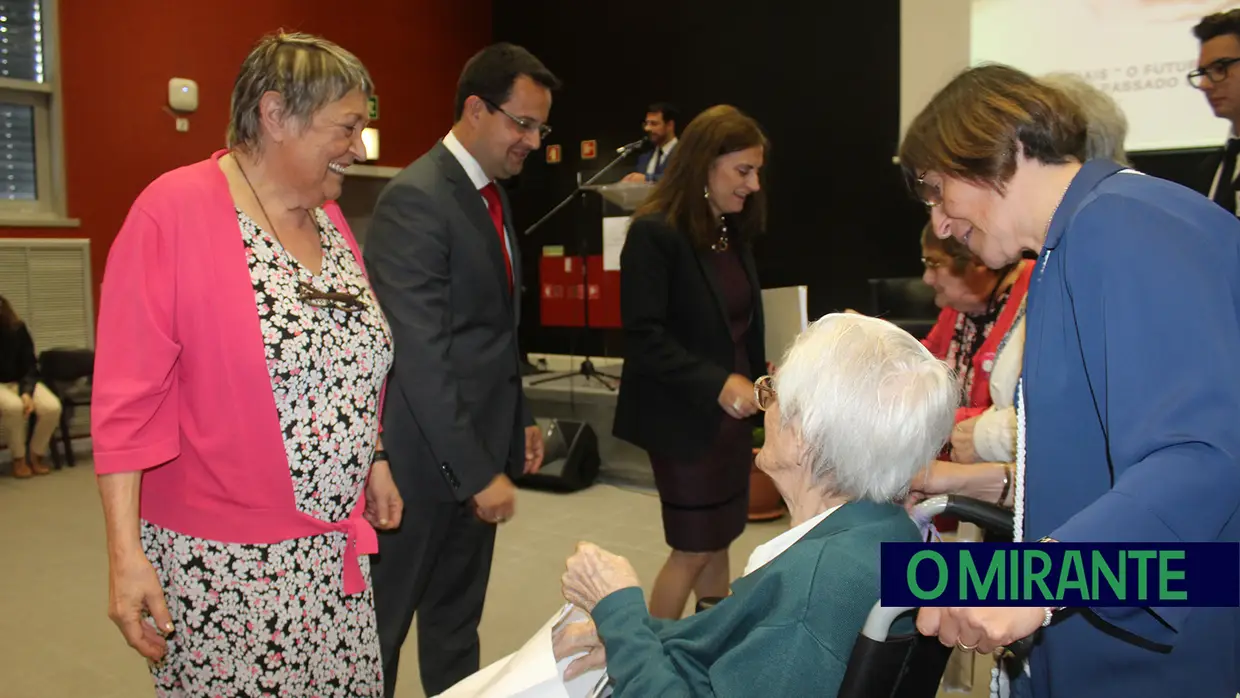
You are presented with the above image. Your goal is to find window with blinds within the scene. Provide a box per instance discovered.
[0,0,65,220]
[0,2,45,83]
[0,102,35,199]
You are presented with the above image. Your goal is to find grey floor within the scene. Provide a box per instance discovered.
[0,461,989,698]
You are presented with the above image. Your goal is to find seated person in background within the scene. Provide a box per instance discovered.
[553,313,958,697]
[621,102,679,183]
[0,294,62,478]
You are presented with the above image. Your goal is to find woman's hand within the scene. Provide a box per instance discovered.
[107,551,174,662]
[553,616,607,680]
[717,373,758,419]
[20,393,33,418]
[365,460,403,530]
[561,542,641,613]
[950,416,980,463]
[917,606,1049,655]
[904,460,1012,512]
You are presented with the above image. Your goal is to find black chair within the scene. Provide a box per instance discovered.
[38,348,94,468]
[867,277,940,339]
[696,496,1016,696]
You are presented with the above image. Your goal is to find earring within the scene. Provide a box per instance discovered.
[704,186,710,200]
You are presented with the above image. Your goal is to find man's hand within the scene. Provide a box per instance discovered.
[620,172,647,183]
[473,473,517,524]
[524,425,545,475]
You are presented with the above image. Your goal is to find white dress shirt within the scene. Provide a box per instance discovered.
[442,130,514,263]
[1207,127,1240,217]
[645,137,678,177]
[742,503,843,577]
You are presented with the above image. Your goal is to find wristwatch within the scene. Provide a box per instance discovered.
[372,449,389,465]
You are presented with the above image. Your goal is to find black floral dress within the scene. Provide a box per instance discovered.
[139,208,393,697]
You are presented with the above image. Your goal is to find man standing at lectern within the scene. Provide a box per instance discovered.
[362,43,556,698]
[1192,9,1240,215]
[622,102,680,183]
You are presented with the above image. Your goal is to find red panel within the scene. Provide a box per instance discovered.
[539,255,621,328]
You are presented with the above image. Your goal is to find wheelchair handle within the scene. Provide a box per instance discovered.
[912,494,1014,536]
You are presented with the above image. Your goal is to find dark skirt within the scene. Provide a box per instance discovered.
[648,412,753,552]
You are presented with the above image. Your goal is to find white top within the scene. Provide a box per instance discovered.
[742,504,843,577]
[443,130,514,262]
[1207,127,1240,216]
[645,137,678,176]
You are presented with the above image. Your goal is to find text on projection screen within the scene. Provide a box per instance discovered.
[971,0,1240,152]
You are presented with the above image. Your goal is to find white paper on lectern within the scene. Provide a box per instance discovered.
[602,217,631,272]
[433,603,609,698]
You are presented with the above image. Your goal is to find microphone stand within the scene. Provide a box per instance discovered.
[526,139,648,391]
[524,138,646,236]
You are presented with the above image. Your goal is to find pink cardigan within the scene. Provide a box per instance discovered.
[92,150,381,596]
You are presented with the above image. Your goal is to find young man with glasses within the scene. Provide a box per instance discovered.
[1191,9,1240,215]
[362,42,560,698]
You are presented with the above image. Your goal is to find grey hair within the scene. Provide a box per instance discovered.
[227,31,373,152]
[773,314,958,502]
[1039,72,1130,165]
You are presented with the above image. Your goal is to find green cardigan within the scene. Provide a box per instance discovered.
[591,500,919,697]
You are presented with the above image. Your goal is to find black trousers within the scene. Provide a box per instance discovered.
[371,497,497,698]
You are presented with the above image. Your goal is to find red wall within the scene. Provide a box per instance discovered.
[6,0,492,306]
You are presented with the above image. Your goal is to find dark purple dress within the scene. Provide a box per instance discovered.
[648,246,754,552]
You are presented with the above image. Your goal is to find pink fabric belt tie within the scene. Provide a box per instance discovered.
[339,512,378,596]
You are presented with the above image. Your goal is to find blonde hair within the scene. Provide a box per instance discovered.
[227,31,373,152]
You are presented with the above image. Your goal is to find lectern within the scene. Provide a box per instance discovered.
[534,181,654,389]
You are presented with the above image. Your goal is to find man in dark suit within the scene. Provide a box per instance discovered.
[621,102,680,183]
[1191,10,1240,214]
[362,43,558,698]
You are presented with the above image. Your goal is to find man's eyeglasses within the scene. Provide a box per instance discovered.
[1188,57,1240,88]
[298,281,366,313]
[921,256,947,270]
[479,96,552,139]
[754,375,776,411]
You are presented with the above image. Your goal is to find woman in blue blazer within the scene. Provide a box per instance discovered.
[899,63,1240,697]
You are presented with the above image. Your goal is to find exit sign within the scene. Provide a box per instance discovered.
[368,95,379,120]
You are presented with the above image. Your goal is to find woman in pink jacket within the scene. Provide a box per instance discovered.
[92,32,401,697]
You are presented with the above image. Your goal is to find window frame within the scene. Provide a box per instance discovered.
[0,0,76,228]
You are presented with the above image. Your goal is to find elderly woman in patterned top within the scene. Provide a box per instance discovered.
[91,32,401,697]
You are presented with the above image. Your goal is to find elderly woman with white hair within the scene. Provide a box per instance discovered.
[550,313,957,697]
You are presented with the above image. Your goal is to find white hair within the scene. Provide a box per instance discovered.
[1039,72,1130,165]
[773,314,958,502]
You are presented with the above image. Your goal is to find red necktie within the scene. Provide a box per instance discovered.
[480,183,513,292]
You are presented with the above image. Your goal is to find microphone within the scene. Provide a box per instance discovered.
[616,136,650,154]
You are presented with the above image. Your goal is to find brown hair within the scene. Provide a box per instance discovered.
[898,64,1088,192]
[0,295,20,330]
[634,104,769,250]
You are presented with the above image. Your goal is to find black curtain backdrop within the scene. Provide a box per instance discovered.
[494,1,1220,359]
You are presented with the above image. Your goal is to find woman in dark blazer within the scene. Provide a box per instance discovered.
[613,104,768,620]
